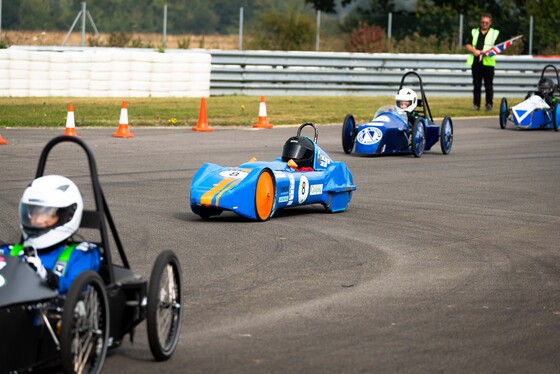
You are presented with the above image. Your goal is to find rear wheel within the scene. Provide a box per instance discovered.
[499,97,508,129]
[255,169,275,221]
[60,271,109,374]
[553,101,559,132]
[411,118,426,158]
[342,114,356,154]
[147,250,183,361]
[440,116,453,155]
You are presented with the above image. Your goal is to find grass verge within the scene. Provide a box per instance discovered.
[0,96,501,128]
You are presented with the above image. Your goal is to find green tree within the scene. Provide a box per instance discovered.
[250,1,315,50]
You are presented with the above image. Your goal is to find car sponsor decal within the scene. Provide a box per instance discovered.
[0,274,4,287]
[219,170,249,179]
[357,127,383,145]
[298,176,309,204]
[288,174,295,206]
[317,150,332,168]
[310,184,323,196]
[279,196,289,203]
[273,170,286,178]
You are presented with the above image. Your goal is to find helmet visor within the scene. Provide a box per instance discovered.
[396,100,412,110]
[20,203,76,238]
[283,143,312,161]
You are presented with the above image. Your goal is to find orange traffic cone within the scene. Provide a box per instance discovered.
[113,101,134,138]
[0,133,7,145]
[192,98,213,132]
[252,96,273,129]
[64,103,78,137]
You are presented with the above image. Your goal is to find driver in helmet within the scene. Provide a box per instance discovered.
[536,77,557,106]
[281,135,315,170]
[395,87,419,125]
[1,175,101,293]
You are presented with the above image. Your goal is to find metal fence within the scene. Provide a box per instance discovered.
[210,50,560,97]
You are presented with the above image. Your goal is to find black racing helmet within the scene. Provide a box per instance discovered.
[537,77,554,94]
[281,136,315,168]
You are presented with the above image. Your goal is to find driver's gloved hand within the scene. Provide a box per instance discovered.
[25,251,48,280]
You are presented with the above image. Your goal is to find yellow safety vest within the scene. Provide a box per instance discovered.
[466,27,500,67]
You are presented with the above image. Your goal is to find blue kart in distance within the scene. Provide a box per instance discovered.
[342,71,453,157]
[190,123,356,221]
[499,64,560,131]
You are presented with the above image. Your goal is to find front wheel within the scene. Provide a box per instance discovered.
[440,116,453,155]
[552,101,559,132]
[254,169,275,221]
[191,205,223,219]
[147,250,183,361]
[342,114,356,154]
[60,271,109,374]
[411,118,426,158]
[499,97,508,129]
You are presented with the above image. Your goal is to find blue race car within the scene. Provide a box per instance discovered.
[342,71,453,157]
[190,123,356,221]
[499,64,559,131]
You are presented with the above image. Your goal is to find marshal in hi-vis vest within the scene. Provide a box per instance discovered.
[466,27,500,67]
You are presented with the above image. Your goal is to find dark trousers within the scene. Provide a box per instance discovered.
[471,62,495,107]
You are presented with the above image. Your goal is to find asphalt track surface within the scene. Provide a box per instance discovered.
[1,117,559,373]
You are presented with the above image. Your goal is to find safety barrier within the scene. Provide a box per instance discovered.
[209,50,560,97]
[3,47,559,98]
[0,48,211,97]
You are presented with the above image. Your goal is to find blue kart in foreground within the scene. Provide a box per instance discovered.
[190,123,356,221]
[342,71,453,157]
[499,64,560,131]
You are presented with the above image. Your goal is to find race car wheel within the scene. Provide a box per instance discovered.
[411,118,426,158]
[499,97,508,129]
[342,114,356,154]
[440,116,453,155]
[553,101,559,132]
[255,169,275,221]
[147,250,183,361]
[60,271,109,374]
[191,204,223,219]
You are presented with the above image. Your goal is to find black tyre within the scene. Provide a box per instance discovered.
[499,97,508,129]
[553,101,559,132]
[146,250,183,361]
[440,116,453,155]
[342,114,356,154]
[60,271,109,374]
[191,204,223,219]
[254,169,275,221]
[411,118,426,158]
[147,250,183,361]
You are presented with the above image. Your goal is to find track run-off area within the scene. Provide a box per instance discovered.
[1,116,559,373]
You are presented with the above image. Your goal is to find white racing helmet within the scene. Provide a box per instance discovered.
[395,87,418,113]
[19,175,83,250]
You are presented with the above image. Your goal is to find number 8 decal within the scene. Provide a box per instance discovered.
[298,176,309,204]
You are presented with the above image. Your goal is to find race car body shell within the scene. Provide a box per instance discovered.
[512,95,554,129]
[354,111,438,155]
[190,143,356,220]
